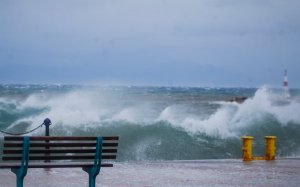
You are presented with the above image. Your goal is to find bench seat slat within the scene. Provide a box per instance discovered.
[3,148,117,154]
[2,155,117,161]
[0,162,113,169]
[4,136,119,141]
[4,142,118,147]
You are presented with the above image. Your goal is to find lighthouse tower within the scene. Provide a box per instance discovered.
[283,69,290,98]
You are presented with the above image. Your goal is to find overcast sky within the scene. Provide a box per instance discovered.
[1,0,300,87]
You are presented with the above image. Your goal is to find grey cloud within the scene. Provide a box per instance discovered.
[0,0,300,87]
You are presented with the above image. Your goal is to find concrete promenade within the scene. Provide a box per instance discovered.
[0,159,299,187]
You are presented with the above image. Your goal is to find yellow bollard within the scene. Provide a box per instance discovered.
[242,136,254,161]
[265,136,276,160]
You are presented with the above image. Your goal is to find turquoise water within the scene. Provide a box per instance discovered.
[1,84,300,161]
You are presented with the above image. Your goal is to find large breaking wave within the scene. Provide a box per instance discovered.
[1,85,300,161]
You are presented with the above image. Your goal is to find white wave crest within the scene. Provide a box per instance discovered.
[4,86,300,138]
[157,86,300,138]
[14,90,109,127]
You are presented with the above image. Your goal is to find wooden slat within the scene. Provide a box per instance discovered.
[4,142,118,148]
[2,155,117,161]
[4,136,119,141]
[29,163,114,168]
[3,148,117,154]
[4,143,95,147]
[0,162,113,169]
[2,136,118,167]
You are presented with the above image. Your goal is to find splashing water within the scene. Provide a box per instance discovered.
[1,85,300,160]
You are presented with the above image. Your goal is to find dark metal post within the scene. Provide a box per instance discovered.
[44,118,51,137]
[43,118,51,162]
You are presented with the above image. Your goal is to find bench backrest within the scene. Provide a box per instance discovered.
[2,136,118,165]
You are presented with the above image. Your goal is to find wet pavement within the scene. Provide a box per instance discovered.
[0,159,299,187]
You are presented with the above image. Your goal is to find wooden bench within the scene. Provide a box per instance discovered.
[0,136,118,187]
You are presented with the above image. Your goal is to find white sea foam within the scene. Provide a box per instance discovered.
[5,86,300,138]
[157,86,300,138]
[111,105,155,124]
[157,104,238,138]
[9,88,157,129]
[236,86,300,125]
[11,89,110,128]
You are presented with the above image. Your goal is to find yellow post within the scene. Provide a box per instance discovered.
[265,136,276,160]
[242,136,253,161]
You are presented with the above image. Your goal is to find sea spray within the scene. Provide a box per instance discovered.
[0,85,300,161]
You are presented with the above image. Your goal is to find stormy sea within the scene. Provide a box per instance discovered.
[1,84,300,186]
[1,84,300,160]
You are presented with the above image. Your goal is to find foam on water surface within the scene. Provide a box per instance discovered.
[1,85,300,160]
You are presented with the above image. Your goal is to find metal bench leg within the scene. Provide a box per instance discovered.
[11,169,26,187]
[83,166,98,187]
[88,174,96,187]
[82,137,103,187]
[11,137,30,187]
